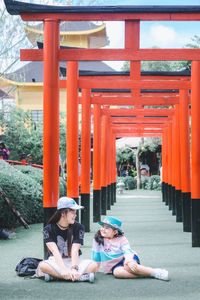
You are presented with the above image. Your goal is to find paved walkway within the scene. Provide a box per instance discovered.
[1,190,200,300]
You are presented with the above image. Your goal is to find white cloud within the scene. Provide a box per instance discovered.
[105,21,124,49]
[149,24,177,47]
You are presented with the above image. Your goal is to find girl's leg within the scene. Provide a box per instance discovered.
[124,263,169,280]
[113,266,139,279]
[124,262,154,277]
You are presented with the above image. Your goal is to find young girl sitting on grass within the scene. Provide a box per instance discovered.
[92,216,169,281]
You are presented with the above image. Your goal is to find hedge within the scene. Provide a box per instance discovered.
[0,161,66,228]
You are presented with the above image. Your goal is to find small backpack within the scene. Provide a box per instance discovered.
[15,257,42,277]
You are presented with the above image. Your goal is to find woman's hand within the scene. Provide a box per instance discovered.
[60,268,70,280]
[69,269,81,281]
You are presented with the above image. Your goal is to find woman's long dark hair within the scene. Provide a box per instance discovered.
[47,208,73,257]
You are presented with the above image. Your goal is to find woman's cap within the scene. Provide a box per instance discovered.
[98,216,123,233]
[57,197,84,210]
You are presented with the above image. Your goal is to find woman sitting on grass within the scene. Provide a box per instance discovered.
[37,197,98,282]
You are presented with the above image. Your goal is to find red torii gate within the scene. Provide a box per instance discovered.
[4,0,200,246]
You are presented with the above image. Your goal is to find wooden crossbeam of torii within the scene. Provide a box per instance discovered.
[102,108,175,117]
[115,133,162,137]
[113,128,163,135]
[88,95,179,106]
[111,117,171,124]
[112,124,166,129]
[111,123,167,130]
[20,48,200,62]
[59,78,190,90]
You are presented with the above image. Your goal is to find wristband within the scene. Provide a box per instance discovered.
[71,265,79,271]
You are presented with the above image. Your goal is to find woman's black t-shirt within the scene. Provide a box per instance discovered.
[43,222,85,258]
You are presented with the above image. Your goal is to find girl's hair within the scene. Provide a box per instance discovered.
[95,228,123,245]
[47,208,73,257]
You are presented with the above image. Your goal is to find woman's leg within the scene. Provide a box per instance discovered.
[37,261,70,280]
[84,261,99,273]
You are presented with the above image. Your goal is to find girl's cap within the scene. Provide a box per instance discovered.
[98,216,123,233]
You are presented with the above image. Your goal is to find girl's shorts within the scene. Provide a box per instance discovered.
[111,254,140,274]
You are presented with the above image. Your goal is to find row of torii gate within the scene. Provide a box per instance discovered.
[5,1,200,247]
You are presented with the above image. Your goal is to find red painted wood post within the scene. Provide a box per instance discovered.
[167,123,172,208]
[125,20,141,107]
[106,119,111,211]
[171,116,176,215]
[174,104,182,222]
[66,62,79,209]
[93,104,101,221]
[113,136,117,203]
[110,131,115,205]
[43,20,60,224]
[179,90,191,232]
[80,89,91,231]
[161,129,166,202]
[162,128,169,203]
[101,114,108,215]
[191,61,200,246]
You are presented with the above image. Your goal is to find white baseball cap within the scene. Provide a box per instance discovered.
[57,197,84,210]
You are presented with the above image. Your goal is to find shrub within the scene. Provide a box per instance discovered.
[0,161,43,228]
[144,175,161,190]
[0,162,66,228]
[117,176,136,190]
[14,165,66,196]
[141,175,150,189]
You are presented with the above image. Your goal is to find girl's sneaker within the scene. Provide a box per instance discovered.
[154,269,169,281]
[78,273,95,283]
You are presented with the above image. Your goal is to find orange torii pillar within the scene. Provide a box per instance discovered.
[191,61,200,246]
[113,137,117,204]
[43,20,60,224]
[161,128,167,203]
[93,104,101,222]
[125,20,141,107]
[171,117,177,216]
[179,90,191,232]
[106,119,111,211]
[101,114,109,215]
[80,89,91,232]
[110,132,116,205]
[166,123,172,208]
[174,104,182,222]
[66,62,80,215]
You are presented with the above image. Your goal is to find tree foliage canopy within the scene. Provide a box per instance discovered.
[0,107,67,164]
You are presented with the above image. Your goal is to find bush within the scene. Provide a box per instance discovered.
[14,165,66,196]
[0,161,43,228]
[141,175,150,189]
[117,176,137,190]
[0,162,66,228]
[143,175,161,190]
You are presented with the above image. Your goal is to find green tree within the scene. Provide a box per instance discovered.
[0,107,67,165]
